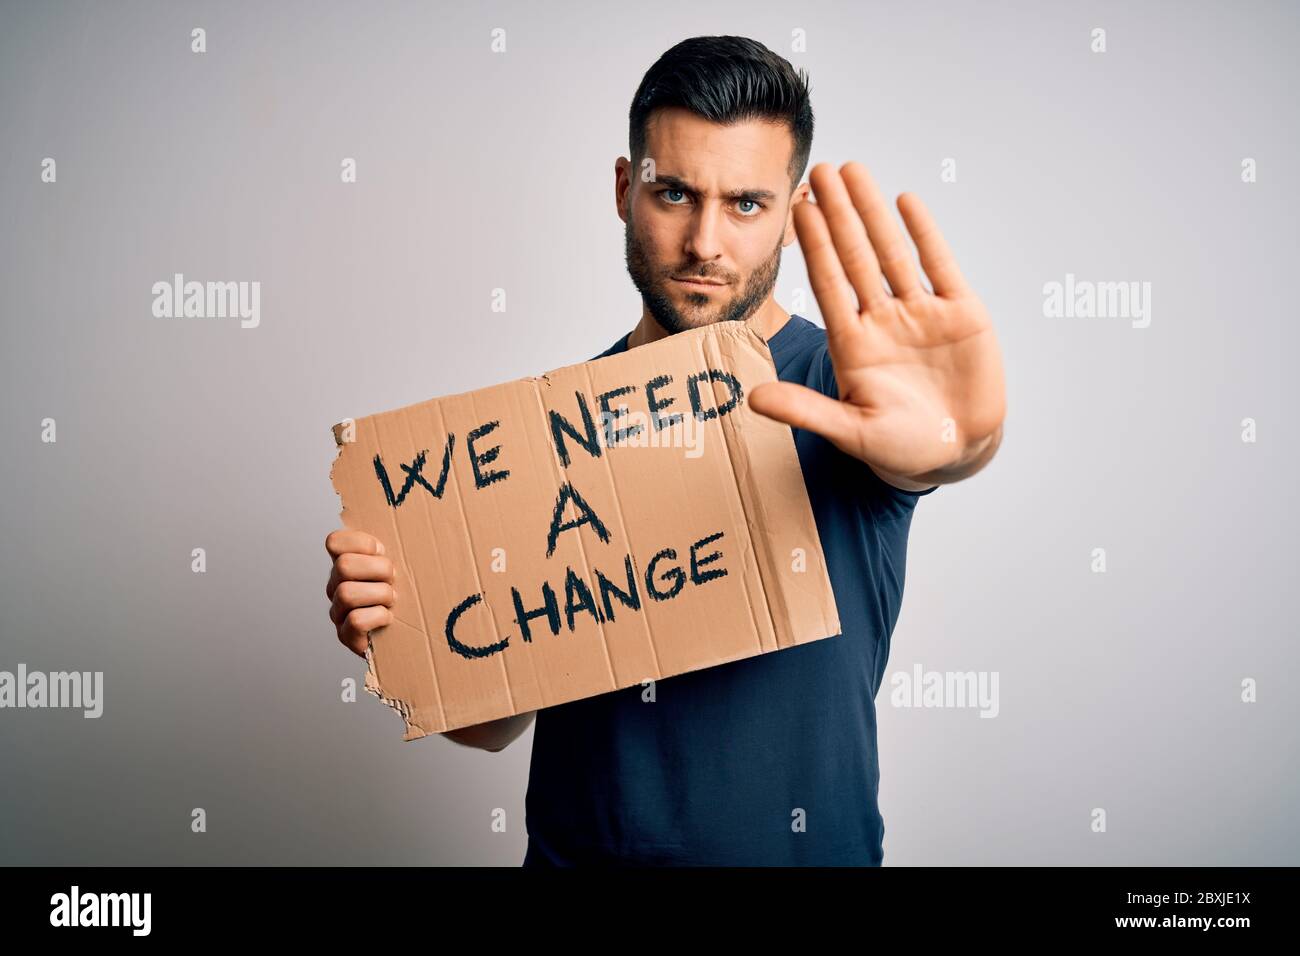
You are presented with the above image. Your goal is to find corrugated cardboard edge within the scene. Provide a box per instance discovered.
[330,419,431,741]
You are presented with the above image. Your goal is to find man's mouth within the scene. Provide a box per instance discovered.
[673,276,728,290]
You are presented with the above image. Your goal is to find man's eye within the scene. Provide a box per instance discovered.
[737,199,761,216]
[661,189,688,204]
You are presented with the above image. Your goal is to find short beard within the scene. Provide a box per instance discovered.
[624,211,783,336]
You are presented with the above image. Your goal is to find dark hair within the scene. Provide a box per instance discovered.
[628,36,814,190]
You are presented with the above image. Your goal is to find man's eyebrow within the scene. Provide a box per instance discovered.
[653,173,778,203]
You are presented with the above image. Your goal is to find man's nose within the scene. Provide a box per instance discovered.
[683,202,724,263]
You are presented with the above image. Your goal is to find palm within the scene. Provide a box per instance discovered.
[750,162,1006,479]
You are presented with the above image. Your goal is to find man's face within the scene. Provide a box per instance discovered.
[619,107,805,334]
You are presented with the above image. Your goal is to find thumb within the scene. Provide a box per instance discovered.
[747,381,859,447]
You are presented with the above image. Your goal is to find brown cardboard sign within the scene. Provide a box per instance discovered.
[329,320,841,738]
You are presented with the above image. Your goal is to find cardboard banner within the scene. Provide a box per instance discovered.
[329,320,841,738]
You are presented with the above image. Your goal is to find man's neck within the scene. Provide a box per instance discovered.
[626,299,792,350]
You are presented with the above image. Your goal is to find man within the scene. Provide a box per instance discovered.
[325,35,1006,865]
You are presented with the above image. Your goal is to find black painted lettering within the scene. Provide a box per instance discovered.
[645,374,682,431]
[645,548,686,601]
[596,554,641,621]
[445,592,509,659]
[549,391,601,467]
[597,384,644,447]
[563,568,604,631]
[373,433,455,508]
[467,420,509,489]
[512,581,560,642]
[689,530,728,585]
[546,481,612,558]
[686,369,743,422]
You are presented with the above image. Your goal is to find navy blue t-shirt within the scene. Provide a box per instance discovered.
[522,314,938,866]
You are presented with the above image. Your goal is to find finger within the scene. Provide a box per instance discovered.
[747,380,860,450]
[840,162,922,298]
[339,605,393,657]
[807,163,888,307]
[792,197,860,338]
[326,552,395,601]
[896,192,968,297]
[326,529,385,559]
[330,581,397,627]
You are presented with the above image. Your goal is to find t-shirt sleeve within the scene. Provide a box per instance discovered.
[814,345,940,508]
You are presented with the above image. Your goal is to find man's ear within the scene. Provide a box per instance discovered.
[614,157,632,224]
[783,181,811,247]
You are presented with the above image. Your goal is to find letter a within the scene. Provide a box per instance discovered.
[545,481,611,558]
